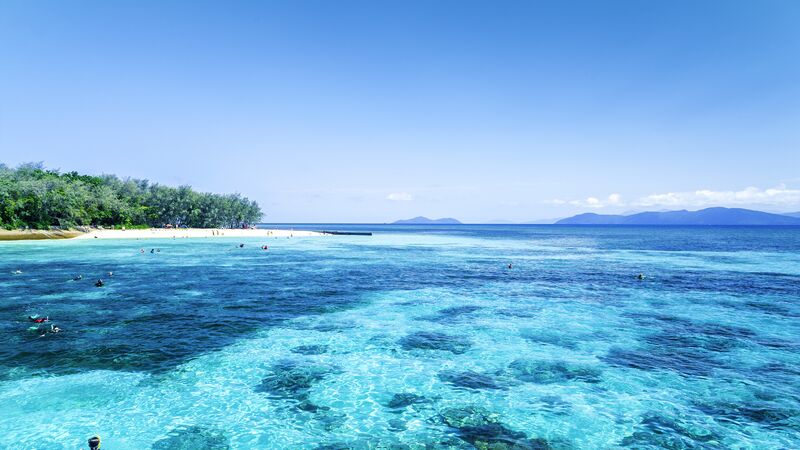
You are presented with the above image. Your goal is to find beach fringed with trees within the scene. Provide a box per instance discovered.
[0,163,263,230]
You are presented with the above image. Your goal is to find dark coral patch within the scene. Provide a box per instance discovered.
[314,410,348,431]
[440,405,500,428]
[439,305,483,316]
[695,400,799,428]
[424,305,483,322]
[602,346,724,377]
[290,319,358,333]
[536,395,572,415]
[386,392,429,408]
[519,329,579,350]
[255,359,341,400]
[620,413,720,449]
[438,370,506,390]
[297,400,331,413]
[151,426,230,450]
[644,332,741,353]
[387,418,407,431]
[291,344,330,355]
[458,423,556,449]
[399,331,472,354]
[439,405,564,449]
[508,359,601,384]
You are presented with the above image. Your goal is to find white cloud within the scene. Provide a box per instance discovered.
[548,185,800,210]
[386,192,413,202]
[550,193,622,208]
[635,185,800,207]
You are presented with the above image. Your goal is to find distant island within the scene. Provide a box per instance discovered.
[556,207,800,226]
[0,163,262,230]
[392,216,462,225]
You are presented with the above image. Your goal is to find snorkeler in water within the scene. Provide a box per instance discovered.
[637,273,646,280]
[87,435,101,450]
[73,275,83,281]
[29,316,49,323]
[34,323,62,337]
[95,279,104,287]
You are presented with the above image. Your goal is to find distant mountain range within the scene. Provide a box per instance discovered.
[392,216,462,225]
[555,207,800,225]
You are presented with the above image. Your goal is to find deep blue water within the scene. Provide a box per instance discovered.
[0,225,798,449]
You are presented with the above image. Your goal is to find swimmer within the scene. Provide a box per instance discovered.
[107,271,113,277]
[140,248,145,254]
[11,269,22,275]
[88,435,101,450]
[637,273,646,280]
[73,275,83,281]
[29,316,49,323]
[239,243,244,248]
[508,263,513,269]
[262,245,269,250]
[95,279,104,287]
[50,324,61,333]
[150,248,155,253]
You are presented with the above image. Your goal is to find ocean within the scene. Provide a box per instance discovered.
[0,225,798,449]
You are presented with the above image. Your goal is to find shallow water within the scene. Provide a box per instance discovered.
[0,225,799,449]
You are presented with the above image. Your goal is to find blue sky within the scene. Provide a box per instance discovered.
[1,1,798,222]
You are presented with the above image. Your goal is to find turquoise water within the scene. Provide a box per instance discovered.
[0,225,799,449]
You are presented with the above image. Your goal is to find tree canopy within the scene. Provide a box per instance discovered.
[0,163,263,230]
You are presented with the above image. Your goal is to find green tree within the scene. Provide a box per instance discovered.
[0,163,263,230]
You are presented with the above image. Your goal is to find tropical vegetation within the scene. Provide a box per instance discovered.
[0,163,263,230]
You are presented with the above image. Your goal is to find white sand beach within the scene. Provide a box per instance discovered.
[73,228,322,240]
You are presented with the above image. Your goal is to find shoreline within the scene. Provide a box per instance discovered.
[0,229,84,241]
[0,228,322,241]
